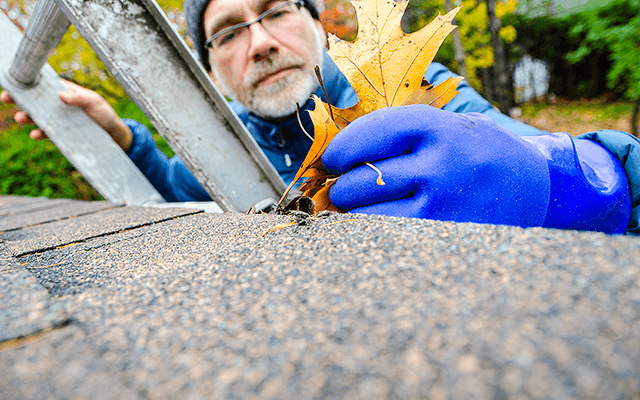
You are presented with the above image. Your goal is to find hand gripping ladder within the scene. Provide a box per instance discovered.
[0,0,286,211]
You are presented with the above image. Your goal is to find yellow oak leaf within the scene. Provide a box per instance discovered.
[280,0,464,211]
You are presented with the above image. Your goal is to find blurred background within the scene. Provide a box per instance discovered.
[1,0,638,200]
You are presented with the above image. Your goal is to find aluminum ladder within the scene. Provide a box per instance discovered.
[0,0,286,211]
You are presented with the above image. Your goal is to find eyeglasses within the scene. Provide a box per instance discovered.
[204,0,305,52]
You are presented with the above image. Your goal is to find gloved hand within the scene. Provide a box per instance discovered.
[321,104,552,228]
[525,132,630,234]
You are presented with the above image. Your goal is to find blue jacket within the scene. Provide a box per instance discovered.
[125,55,639,235]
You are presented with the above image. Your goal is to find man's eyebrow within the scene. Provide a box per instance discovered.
[206,12,243,37]
[249,0,276,12]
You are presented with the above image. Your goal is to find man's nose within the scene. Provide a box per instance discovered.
[247,22,279,61]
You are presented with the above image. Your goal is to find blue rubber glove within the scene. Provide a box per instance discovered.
[322,105,551,228]
[525,132,630,234]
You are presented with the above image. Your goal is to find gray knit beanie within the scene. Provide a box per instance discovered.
[185,0,320,71]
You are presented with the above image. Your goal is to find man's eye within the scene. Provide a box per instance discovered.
[218,30,238,45]
[267,9,289,20]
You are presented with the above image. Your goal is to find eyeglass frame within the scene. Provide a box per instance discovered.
[204,0,305,51]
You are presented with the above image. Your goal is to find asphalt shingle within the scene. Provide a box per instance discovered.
[0,242,67,343]
[2,196,640,399]
[0,199,121,232]
[0,205,202,256]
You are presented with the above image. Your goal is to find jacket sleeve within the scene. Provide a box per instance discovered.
[425,63,636,234]
[123,119,211,202]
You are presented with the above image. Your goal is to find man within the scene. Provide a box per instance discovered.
[2,0,639,234]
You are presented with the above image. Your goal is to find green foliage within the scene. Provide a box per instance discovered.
[1,0,184,200]
[0,118,103,200]
[565,0,640,100]
[508,12,610,99]
[521,100,634,122]
[0,0,187,201]
[405,0,519,91]
[0,97,172,200]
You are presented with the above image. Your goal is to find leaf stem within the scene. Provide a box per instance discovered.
[278,180,297,208]
[296,102,314,141]
[366,162,385,185]
[314,65,336,123]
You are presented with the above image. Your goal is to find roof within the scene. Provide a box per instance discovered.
[2,194,640,398]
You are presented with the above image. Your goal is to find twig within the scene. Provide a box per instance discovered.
[315,65,336,123]
[365,163,385,185]
[296,102,314,141]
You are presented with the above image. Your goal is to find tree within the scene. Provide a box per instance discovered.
[566,0,640,136]
[404,0,518,104]
[444,0,469,82]
[486,0,512,113]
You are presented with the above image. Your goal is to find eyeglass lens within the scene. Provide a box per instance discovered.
[206,1,303,51]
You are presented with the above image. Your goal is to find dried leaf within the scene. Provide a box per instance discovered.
[287,0,464,211]
[280,97,340,203]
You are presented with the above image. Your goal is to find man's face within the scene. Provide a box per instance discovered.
[203,0,327,120]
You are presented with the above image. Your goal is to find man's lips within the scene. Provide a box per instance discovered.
[255,66,300,86]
